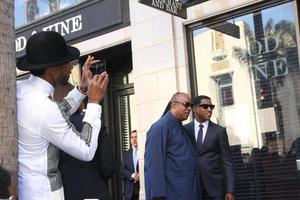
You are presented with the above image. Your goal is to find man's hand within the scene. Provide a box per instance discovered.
[79,55,99,94]
[87,72,109,104]
[225,193,235,200]
[133,173,139,182]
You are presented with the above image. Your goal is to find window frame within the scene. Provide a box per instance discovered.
[185,0,297,98]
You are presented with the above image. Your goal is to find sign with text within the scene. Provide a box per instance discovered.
[179,0,209,7]
[15,0,125,58]
[249,36,290,81]
[139,0,187,19]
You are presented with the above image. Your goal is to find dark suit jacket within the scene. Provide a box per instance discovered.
[120,148,139,200]
[185,120,234,197]
[59,112,117,200]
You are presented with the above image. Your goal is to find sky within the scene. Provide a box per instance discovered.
[192,2,295,37]
[15,0,80,28]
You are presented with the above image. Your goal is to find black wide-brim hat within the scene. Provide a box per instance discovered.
[17,31,80,71]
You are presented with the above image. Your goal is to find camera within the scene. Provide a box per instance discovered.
[90,60,106,76]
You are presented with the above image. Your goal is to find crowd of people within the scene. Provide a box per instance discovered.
[0,29,238,200]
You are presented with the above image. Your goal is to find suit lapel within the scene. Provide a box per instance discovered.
[200,121,215,150]
[128,148,135,172]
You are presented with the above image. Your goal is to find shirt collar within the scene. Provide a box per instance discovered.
[166,111,182,123]
[194,119,209,129]
[28,75,54,97]
[132,146,138,151]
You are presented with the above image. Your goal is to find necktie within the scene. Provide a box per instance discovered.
[197,124,204,149]
[133,149,138,173]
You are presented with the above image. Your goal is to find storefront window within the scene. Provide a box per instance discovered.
[190,1,300,198]
[15,0,87,28]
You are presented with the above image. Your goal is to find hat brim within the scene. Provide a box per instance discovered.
[17,46,80,71]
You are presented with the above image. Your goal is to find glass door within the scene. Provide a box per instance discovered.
[110,87,136,200]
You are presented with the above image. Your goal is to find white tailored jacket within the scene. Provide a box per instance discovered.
[17,75,102,200]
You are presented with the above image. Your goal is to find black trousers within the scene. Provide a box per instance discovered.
[200,179,224,200]
[131,185,139,200]
[126,184,139,200]
[202,192,224,200]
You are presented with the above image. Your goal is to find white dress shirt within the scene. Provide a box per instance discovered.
[132,147,138,173]
[194,119,209,143]
[17,75,102,200]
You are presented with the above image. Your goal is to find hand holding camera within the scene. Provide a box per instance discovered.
[79,55,99,93]
[90,60,106,76]
[88,56,108,103]
[78,55,108,104]
[88,72,109,104]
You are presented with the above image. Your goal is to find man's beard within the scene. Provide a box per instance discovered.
[60,75,70,85]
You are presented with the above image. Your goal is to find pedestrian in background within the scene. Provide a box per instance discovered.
[121,130,140,200]
[54,83,117,200]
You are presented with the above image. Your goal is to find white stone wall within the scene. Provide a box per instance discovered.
[129,1,191,198]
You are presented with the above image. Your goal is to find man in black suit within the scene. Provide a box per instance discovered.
[185,95,235,200]
[54,83,117,200]
[121,130,140,200]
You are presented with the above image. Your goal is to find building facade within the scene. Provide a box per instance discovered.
[15,0,300,199]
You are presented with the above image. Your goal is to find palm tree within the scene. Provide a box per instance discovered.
[0,0,18,197]
[232,18,297,98]
[232,22,255,67]
[232,18,297,68]
[232,16,299,149]
[42,0,84,13]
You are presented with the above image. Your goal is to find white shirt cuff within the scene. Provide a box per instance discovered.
[131,173,136,179]
[69,87,86,103]
[83,103,102,125]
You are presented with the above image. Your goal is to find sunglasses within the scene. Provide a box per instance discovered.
[0,196,14,200]
[196,104,215,110]
[173,101,192,108]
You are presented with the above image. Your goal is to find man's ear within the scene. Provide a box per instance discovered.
[42,66,61,86]
[170,101,175,109]
[44,65,57,76]
[53,65,65,78]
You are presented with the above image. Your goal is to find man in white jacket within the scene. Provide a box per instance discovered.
[16,31,108,200]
